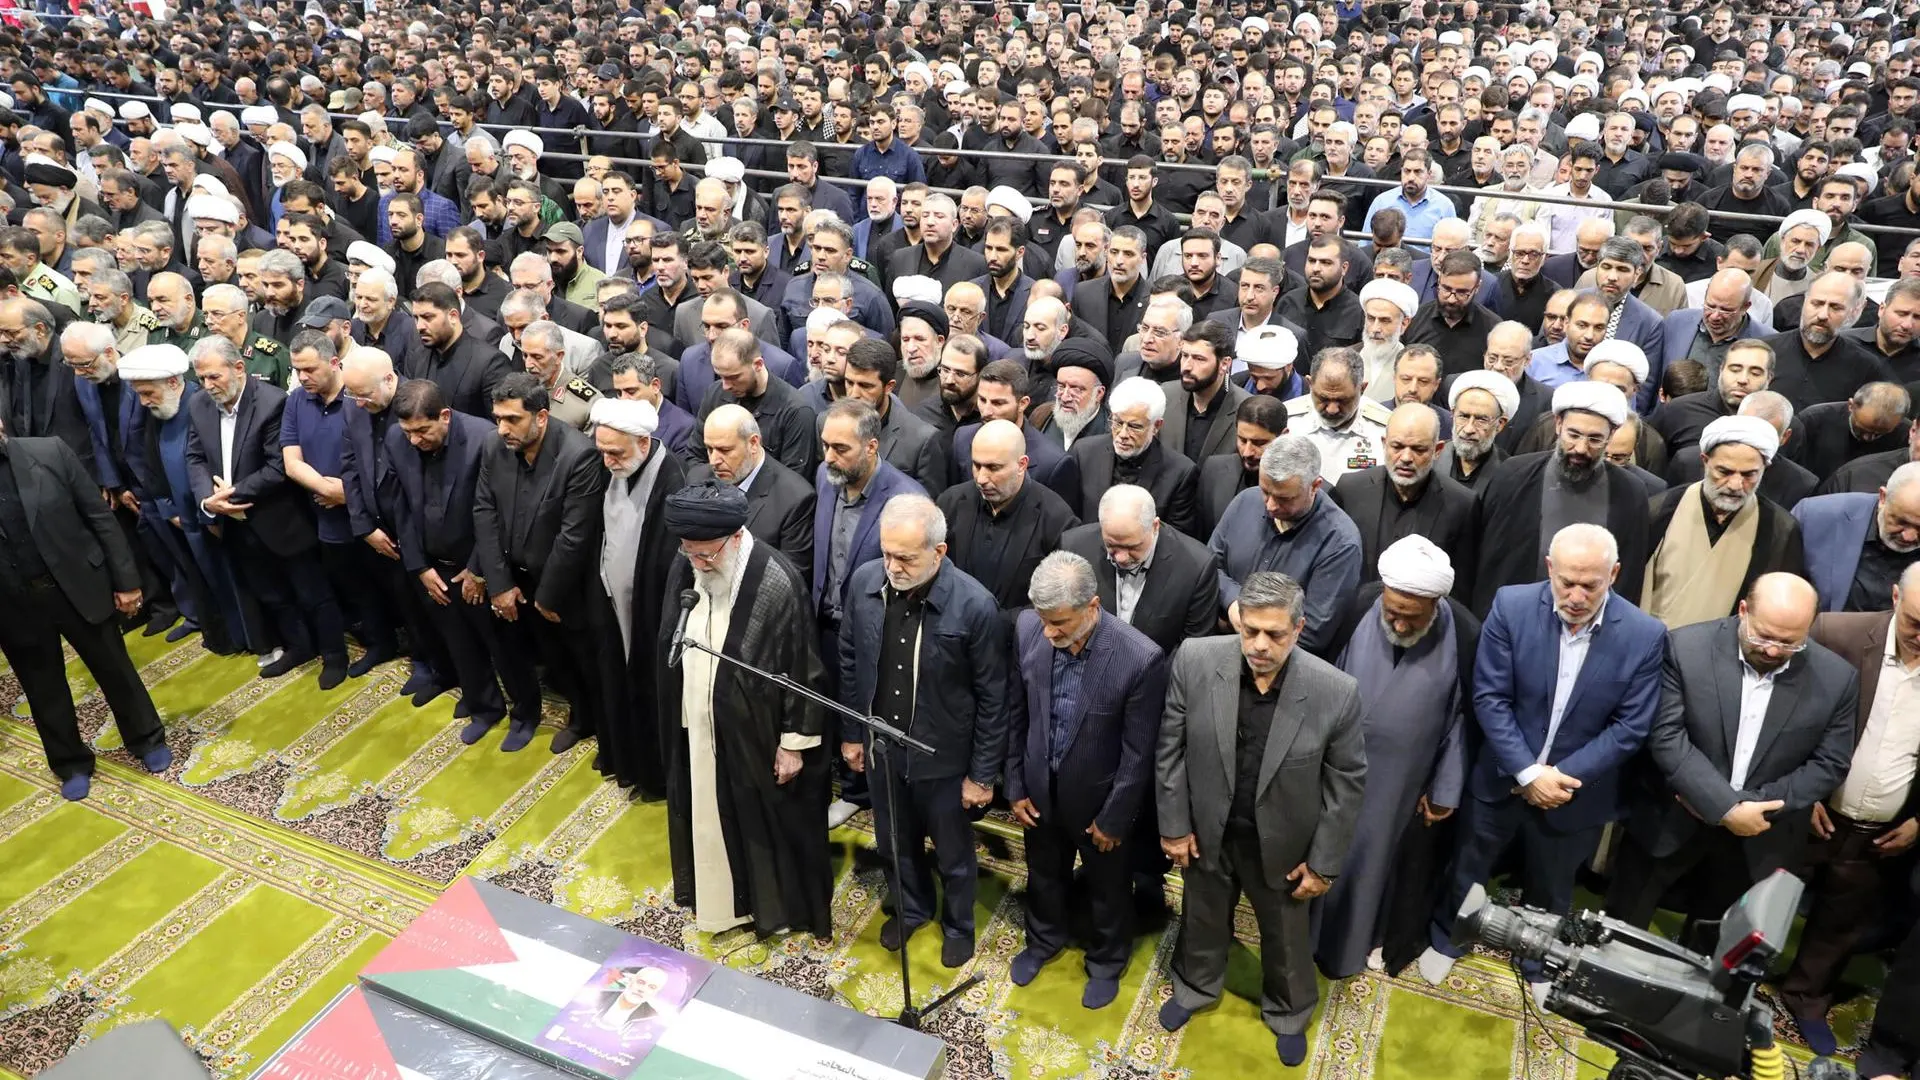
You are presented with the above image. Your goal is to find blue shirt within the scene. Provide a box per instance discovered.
[280,385,353,543]
[1047,639,1088,772]
[1526,341,1589,390]
[1361,187,1458,245]
[376,188,462,244]
[1207,487,1362,656]
[850,139,927,185]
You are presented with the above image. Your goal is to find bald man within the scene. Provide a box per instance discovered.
[688,402,817,573]
[1606,573,1860,943]
[935,418,1081,610]
[1330,403,1476,586]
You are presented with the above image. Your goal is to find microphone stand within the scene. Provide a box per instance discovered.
[674,635,982,1030]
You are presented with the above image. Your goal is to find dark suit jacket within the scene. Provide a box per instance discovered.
[1158,382,1249,464]
[1661,307,1765,368]
[934,479,1078,610]
[418,328,515,419]
[10,351,94,481]
[1070,435,1200,539]
[685,455,816,576]
[74,375,142,491]
[1060,520,1219,657]
[1068,275,1149,346]
[969,272,1033,344]
[1630,617,1859,868]
[183,378,317,556]
[878,396,949,493]
[339,402,401,540]
[837,559,1008,782]
[951,420,1083,515]
[1195,454,1251,538]
[470,419,608,617]
[809,460,924,613]
[1791,493,1879,612]
[2,436,138,623]
[1331,467,1477,589]
[1156,636,1368,885]
[1006,610,1167,836]
[388,411,493,572]
[1470,581,1668,831]
[1812,611,1920,826]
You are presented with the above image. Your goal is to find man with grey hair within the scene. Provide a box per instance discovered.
[83,266,157,354]
[1208,434,1363,655]
[1155,568,1366,1065]
[1420,523,1666,1008]
[1005,549,1168,1009]
[1792,460,1920,612]
[838,492,1006,968]
[1073,375,1200,538]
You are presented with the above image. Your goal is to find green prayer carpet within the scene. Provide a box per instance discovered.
[0,630,1878,1078]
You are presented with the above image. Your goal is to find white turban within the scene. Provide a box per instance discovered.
[1240,325,1298,370]
[356,111,386,131]
[1700,415,1779,464]
[118,343,191,381]
[177,124,214,148]
[268,142,308,171]
[190,173,226,195]
[119,100,152,121]
[169,102,202,123]
[1836,162,1879,195]
[1360,279,1419,320]
[1585,339,1648,385]
[806,306,850,335]
[1727,93,1767,114]
[502,129,544,157]
[1447,370,1521,420]
[1463,66,1491,86]
[1377,534,1456,598]
[241,105,277,128]
[367,145,399,165]
[1779,208,1833,246]
[1552,381,1630,427]
[590,396,659,437]
[186,194,239,225]
[1564,113,1602,141]
[985,185,1032,224]
[903,61,933,85]
[83,97,113,118]
[347,240,396,274]
[706,156,745,183]
[892,274,942,305]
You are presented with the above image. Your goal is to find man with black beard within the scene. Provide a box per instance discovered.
[1467,382,1655,615]
[1436,371,1518,491]
[1197,394,1286,536]
[1697,143,1794,242]
[1763,271,1893,412]
[1405,251,1500,378]
[913,334,984,440]
[1332,404,1476,585]
[1642,416,1806,629]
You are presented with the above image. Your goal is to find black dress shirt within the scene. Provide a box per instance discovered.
[1277,287,1364,357]
[1405,302,1501,378]
[1230,659,1288,830]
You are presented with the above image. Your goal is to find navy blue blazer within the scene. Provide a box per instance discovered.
[75,375,145,491]
[1791,492,1879,612]
[967,273,1034,345]
[1005,609,1167,837]
[387,410,494,574]
[656,398,697,460]
[581,212,671,273]
[340,402,402,540]
[778,270,894,341]
[1470,581,1668,831]
[949,420,1084,516]
[674,338,806,414]
[787,323,881,369]
[1660,308,1763,365]
[1608,294,1668,413]
[837,558,1009,783]
[809,459,925,613]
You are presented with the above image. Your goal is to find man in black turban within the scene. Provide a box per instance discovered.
[654,479,834,939]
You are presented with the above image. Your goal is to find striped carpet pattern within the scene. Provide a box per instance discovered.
[0,629,1875,1079]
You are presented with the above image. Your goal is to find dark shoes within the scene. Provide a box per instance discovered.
[501,722,537,753]
[878,917,924,952]
[1082,976,1120,1010]
[1158,998,1193,1031]
[1276,1032,1308,1066]
[318,660,348,691]
[60,774,91,801]
[139,746,174,773]
[346,650,396,678]
[259,651,315,679]
[940,934,974,968]
[1009,947,1053,986]
[550,728,587,754]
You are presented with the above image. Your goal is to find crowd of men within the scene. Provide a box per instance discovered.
[4,0,1920,1071]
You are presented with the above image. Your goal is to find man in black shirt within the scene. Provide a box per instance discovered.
[1405,250,1501,378]
[1763,271,1895,411]
[1275,241,1363,357]
[935,419,1080,609]
[1697,144,1794,241]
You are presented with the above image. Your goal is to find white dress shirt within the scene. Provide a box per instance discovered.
[1517,593,1608,786]
[600,214,633,275]
[1116,539,1156,625]
[1730,654,1788,791]
[1834,620,1920,822]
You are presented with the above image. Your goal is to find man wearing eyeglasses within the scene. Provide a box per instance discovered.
[1604,573,1857,953]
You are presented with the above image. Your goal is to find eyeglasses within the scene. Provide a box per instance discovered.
[1511,249,1546,260]
[1740,618,1810,655]
[1111,417,1151,435]
[680,538,732,565]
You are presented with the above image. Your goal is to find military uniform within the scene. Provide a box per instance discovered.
[22,262,82,317]
[150,314,206,355]
[241,334,291,389]
[546,374,600,431]
[112,306,159,355]
[562,263,606,309]
[1284,393,1393,485]
[787,255,881,290]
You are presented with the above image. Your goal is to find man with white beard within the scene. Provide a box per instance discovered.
[895,301,948,408]
[1357,279,1418,402]
[655,479,833,939]
[1437,370,1519,490]
[1036,341,1111,451]
[1642,415,1806,629]
[119,343,249,654]
[1763,212,1829,307]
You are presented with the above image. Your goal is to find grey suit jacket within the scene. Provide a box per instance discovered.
[1632,617,1858,866]
[671,292,785,351]
[1158,381,1250,464]
[1156,636,1367,887]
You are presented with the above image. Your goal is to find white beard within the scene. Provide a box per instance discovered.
[1055,402,1100,441]
[1359,337,1400,388]
[903,354,939,379]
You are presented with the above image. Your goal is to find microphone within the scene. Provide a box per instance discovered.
[667,589,700,668]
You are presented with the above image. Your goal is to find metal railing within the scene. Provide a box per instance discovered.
[71,87,1920,241]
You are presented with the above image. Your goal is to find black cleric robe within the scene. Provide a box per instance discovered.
[655,535,833,938]
[1467,450,1654,617]
[595,442,689,797]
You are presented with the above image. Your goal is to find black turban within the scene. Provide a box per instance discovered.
[664,480,749,541]
[1657,152,1706,174]
[1050,335,1115,388]
[23,159,74,188]
[898,301,949,339]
